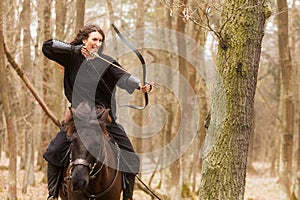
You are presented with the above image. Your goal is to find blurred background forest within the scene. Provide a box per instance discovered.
[0,0,299,199]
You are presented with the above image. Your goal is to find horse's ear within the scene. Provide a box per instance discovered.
[69,106,74,115]
[106,109,112,123]
[64,107,74,123]
[96,107,112,124]
[102,109,112,123]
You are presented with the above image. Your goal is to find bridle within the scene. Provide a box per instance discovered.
[65,132,121,199]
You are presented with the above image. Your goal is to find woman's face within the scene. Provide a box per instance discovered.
[82,31,103,53]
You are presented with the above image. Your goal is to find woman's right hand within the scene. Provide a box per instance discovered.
[81,45,96,59]
[81,45,89,57]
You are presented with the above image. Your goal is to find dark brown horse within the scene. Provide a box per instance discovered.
[60,102,122,200]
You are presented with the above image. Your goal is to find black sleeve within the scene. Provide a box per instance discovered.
[117,74,140,94]
[42,39,71,67]
[106,62,140,94]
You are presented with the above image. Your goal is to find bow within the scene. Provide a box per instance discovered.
[112,24,148,110]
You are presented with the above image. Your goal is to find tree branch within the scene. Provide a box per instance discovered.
[3,43,61,127]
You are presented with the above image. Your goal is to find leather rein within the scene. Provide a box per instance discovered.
[65,142,121,199]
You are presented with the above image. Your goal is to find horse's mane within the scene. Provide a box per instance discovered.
[64,102,112,138]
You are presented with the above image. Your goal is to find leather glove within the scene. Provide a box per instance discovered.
[51,39,83,54]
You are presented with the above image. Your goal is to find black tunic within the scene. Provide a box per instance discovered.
[42,39,140,173]
[42,39,140,119]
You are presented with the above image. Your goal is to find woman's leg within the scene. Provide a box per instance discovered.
[106,122,140,200]
[106,122,140,173]
[43,124,70,199]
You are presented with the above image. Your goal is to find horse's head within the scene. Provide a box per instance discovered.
[65,102,112,192]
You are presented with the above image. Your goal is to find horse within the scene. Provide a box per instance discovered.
[59,102,122,200]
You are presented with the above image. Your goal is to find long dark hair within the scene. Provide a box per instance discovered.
[70,24,105,53]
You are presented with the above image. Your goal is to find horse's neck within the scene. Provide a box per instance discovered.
[89,161,112,191]
[102,141,118,176]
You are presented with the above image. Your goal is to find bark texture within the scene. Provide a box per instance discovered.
[199,1,269,199]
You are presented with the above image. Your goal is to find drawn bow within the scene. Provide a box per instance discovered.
[112,24,148,110]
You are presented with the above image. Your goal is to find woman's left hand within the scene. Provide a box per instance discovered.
[140,84,152,93]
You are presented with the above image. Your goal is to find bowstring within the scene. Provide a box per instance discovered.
[85,53,146,110]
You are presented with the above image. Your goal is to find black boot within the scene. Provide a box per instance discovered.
[123,173,136,200]
[47,163,62,200]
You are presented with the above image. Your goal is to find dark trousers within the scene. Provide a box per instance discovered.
[43,122,140,173]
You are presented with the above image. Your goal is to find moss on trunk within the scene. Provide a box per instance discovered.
[199,1,269,199]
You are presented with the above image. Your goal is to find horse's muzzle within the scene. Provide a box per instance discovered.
[72,177,89,192]
[71,166,90,192]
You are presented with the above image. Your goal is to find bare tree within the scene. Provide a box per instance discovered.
[131,0,145,174]
[290,0,300,198]
[277,0,294,197]
[106,0,117,49]
[0,1,17,199]
[188,0,209,192]
[53,0,68,120]
[41,0,53,173]
[75,0,85,34]
[170,1,189,199]
[160,1,179,199]
[20,0,35,193]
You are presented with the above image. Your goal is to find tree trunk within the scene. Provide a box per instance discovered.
[188,0,209,193]
[54,0,67,120]
[290,0,300,171]
[106,0,117,51]
[199,0,268,199]
[176,0,188,198]
[3,0,21,165]
[290,0,300,198]
[0,1,17,199]
[36,0,47,169]
[277,0,294,197]
[20,0,35,193]
[131,0,145,174]
[41,0,53,175]
[75,0,85,34]
[160,2,176,199]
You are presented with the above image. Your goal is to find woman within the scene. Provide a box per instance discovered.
[42,24,151,200]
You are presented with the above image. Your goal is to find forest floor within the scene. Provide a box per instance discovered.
[0,159,283,200]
